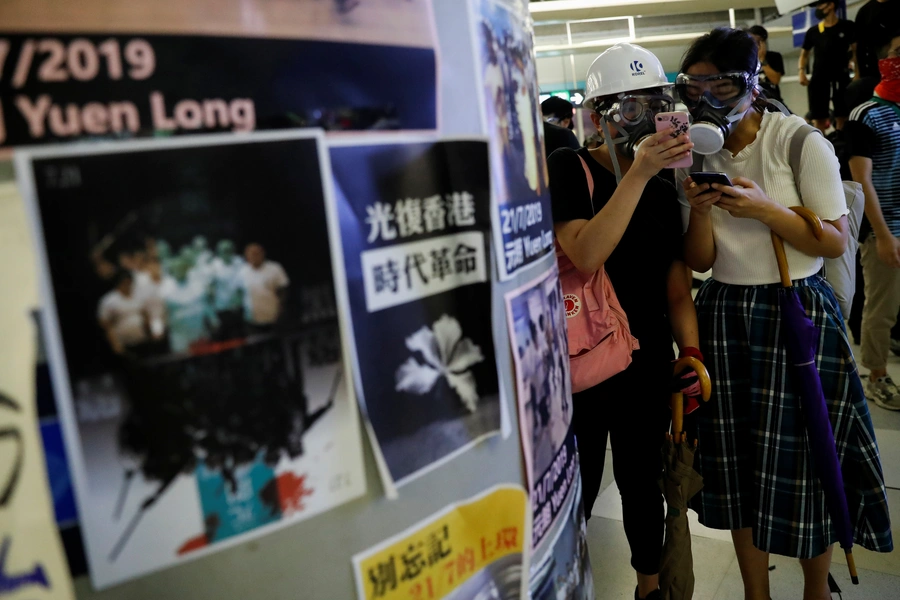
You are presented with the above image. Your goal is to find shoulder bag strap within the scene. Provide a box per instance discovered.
[577,154,596,216]
[788,123,821,203]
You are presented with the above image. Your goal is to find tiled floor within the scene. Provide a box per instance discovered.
[583,340,900,599]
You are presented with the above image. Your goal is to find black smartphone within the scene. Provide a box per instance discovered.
[690,171,733,187]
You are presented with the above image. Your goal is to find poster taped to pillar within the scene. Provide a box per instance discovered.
[352,485,528,600]
[504,264,578,549]
[0,179,74,600]
[0,0,438,147]
[470,0,554,280]
[529,478,594,600]
[16,130,367,589]
[328,138,501,490]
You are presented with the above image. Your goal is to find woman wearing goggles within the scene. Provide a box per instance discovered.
[674,72,754,110]
[678,27,891,600]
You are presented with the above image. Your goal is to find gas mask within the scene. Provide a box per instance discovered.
[595,91,674,181]
[674,71,757,155]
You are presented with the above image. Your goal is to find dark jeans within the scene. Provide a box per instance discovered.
[573,348,670,576]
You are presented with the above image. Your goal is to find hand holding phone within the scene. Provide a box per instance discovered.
[689,172,733,187]
[655,111,693,169]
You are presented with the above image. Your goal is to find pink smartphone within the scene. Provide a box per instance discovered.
[655,111,693,169]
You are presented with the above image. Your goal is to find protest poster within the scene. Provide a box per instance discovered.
[470,0,554,280]
[352,485,528,600]
[504,264,577,550]
[16,130,366,589]
[529,478,594,600]
[0,0,438,147]
[0,178,74,600]
[327,137,501,490]
[504,264,593,598]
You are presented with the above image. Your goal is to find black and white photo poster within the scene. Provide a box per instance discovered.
[471,0,554,280]
[504,265,577,550]
[16,130,366,589]
[328,138,501,489]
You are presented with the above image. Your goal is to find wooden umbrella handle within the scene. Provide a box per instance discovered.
[673,356,712,401]
[671,357,712,443]
[791,206,825,240]
[770,206,825,288]
[771,231,792,288]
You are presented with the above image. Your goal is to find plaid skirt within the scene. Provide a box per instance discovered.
[689,275,893,558]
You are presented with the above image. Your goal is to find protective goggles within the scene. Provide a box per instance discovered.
[674,72,755,109]
[597,92,674,126]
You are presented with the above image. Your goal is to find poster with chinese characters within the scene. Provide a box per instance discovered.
[0,176,75,600]
[352,485,528,600]
[16,130,366,589]
[327,137,501,489]
[0,0,438,147]
[470,0,554,280]
[504,265,578,550]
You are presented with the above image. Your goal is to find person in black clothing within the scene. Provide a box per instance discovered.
[541,96,581,156]
[541,96,581,160]
[800,0,858,131]
[747,25,786,103]
[855,0,900,80]
[541,95,575,129]
[542,121,580,158]
[548,43,699,600]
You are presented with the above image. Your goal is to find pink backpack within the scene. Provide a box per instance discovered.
[557,155,639,393]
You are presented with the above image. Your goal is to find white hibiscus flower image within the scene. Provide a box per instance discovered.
[394,314,485,412]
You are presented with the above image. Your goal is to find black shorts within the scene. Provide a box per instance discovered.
[807,75,850,119]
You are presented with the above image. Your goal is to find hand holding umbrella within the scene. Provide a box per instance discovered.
[670,356,711,444]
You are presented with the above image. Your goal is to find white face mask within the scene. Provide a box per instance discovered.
[688,101,749,155]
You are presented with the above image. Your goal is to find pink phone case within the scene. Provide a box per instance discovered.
[655,111,692,169]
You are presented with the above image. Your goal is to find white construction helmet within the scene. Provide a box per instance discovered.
[583,43,671,111]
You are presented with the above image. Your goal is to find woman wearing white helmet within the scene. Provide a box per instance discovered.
[548,43,699,600]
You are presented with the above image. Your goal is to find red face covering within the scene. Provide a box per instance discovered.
[875,56,900,104]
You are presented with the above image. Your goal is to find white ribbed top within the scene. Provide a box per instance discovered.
[677,112,848,286]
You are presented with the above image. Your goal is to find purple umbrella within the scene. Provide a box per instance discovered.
[771,206,859,584]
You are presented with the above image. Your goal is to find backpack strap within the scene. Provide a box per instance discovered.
[788,123,821,202]
[577,154,597,216]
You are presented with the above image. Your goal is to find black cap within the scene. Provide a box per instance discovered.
[747,25,768,41]
[541,96,574,120]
